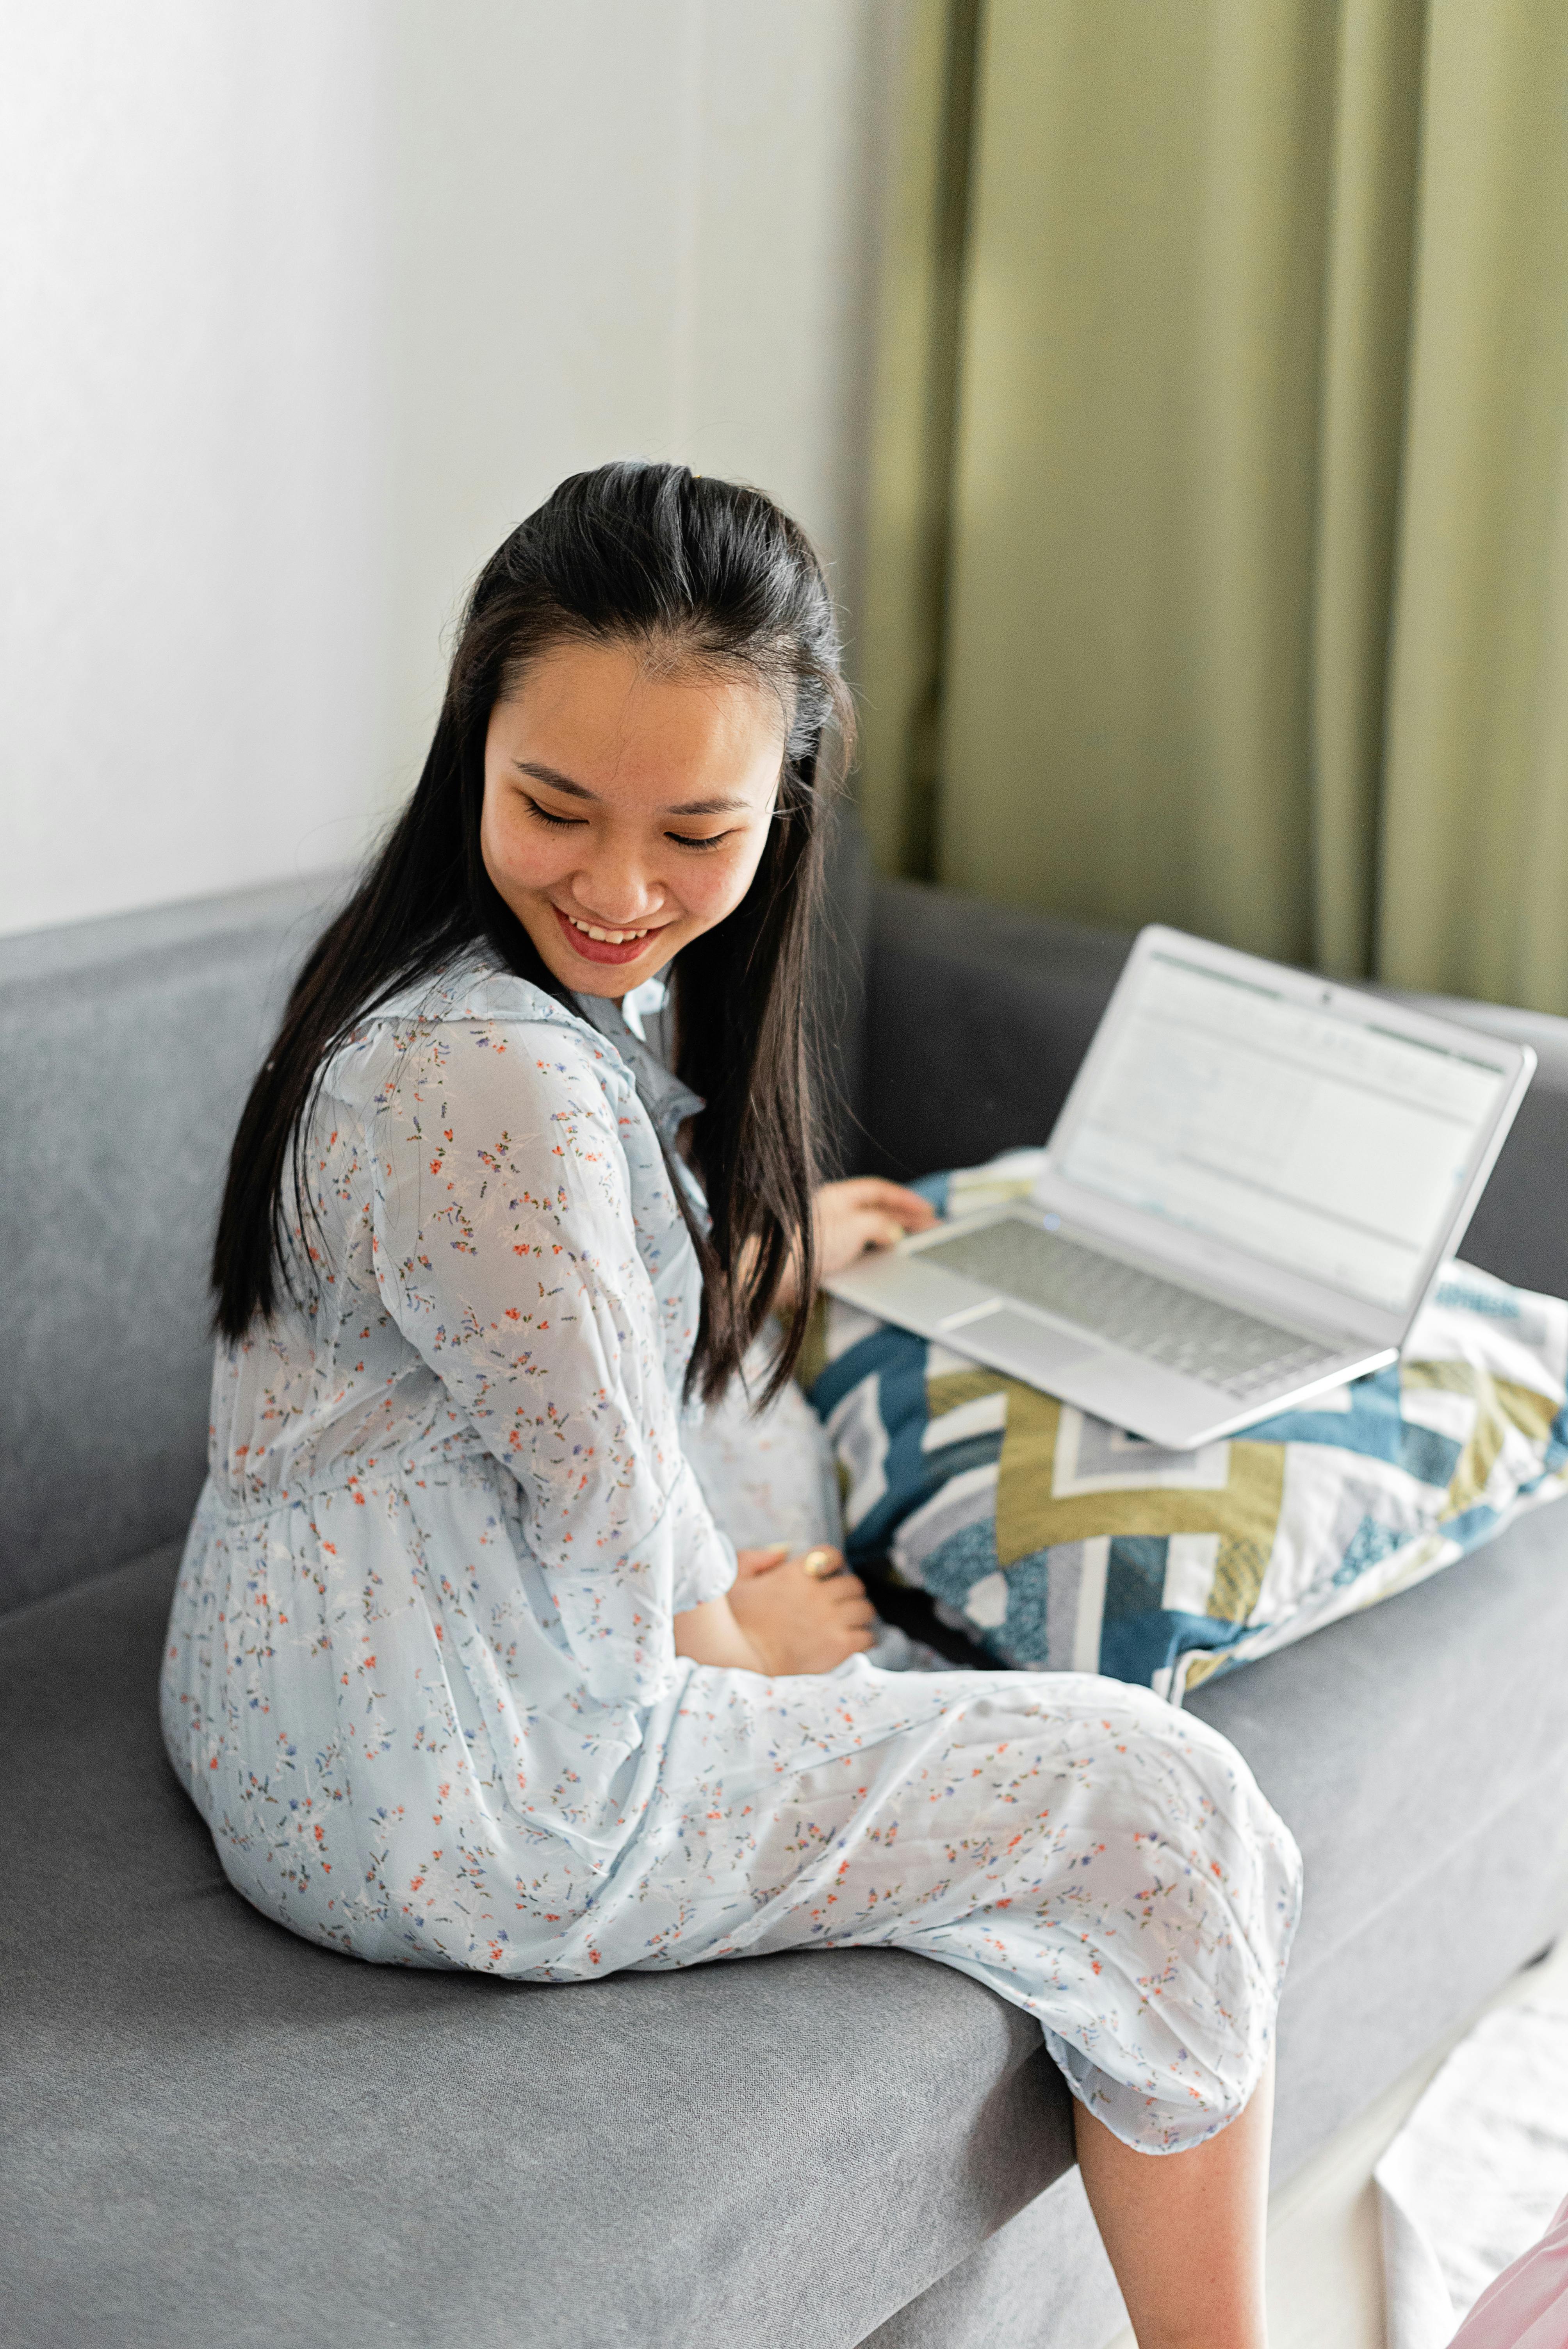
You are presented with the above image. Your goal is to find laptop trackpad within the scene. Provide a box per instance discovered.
[940,1302,1103,1384]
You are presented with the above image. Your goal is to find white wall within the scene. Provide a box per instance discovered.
[377,0,892,817]
[0,0,894,938]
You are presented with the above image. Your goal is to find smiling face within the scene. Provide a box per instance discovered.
[479,636,787,999]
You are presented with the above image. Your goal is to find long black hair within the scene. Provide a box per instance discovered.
[211,461,853,1403]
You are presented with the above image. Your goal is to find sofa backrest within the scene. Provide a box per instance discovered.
[1,877,347,1616]
[11,811,1556,1624]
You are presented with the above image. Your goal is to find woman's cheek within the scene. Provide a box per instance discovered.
[501,818,570,896]
[481,800,540,897]
[700,836,772,922]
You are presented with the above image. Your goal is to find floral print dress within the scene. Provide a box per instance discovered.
[162,954,1301,2154]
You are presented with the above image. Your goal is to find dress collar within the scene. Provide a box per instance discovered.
[573,973,706,1153]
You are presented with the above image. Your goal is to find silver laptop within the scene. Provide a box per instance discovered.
[827,925,1535,1449]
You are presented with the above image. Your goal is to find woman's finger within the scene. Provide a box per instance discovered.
[857,1179,938,1229]
[844,1209,911,1255]
[736,1543,791,1579]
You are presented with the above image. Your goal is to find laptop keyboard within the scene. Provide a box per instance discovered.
[917,1220,1345,1402]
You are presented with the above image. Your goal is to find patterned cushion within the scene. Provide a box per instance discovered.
[803,1154,1568,1701]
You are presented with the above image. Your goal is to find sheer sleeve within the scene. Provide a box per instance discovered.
[368,1009,736,1707]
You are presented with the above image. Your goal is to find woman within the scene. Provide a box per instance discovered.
[164,462,1301,2348]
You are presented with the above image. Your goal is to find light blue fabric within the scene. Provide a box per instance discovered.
[161,952,1301,2151]
[574,973,704,1154]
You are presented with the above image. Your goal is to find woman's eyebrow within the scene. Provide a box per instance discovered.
[513,761,596,800]
[514,761,749,819]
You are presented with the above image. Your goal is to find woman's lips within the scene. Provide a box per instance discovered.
[551,902,670,966]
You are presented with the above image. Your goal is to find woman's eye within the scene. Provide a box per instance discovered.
[524,797,587,831]
[666,829,734,852]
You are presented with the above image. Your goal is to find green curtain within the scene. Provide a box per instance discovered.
[858,0,1568,1014]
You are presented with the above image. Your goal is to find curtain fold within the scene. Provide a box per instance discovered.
[856,0,983,879]
[1310,0,1425,976]
[861,0,1568,1013]
[1378,2,1568,1010]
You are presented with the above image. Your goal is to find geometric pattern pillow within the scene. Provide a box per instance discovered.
[802,1152,1568,1702]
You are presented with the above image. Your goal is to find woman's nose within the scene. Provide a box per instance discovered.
[571,847,663,925]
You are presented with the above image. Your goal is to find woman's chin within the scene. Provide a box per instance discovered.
[567,964,652,998]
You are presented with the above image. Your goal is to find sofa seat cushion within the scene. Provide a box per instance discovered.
[0,1547,1074,2349]
[7,1497,1568,2344]
[1193,1492,1568,2176]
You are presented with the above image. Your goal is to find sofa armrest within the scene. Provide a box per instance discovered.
[859,878,1568,1305]
[857,878,1130,1182]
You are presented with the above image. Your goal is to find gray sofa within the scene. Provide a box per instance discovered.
[5,820,1568,2349]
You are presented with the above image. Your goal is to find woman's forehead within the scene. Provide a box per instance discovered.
[490,638,784,806]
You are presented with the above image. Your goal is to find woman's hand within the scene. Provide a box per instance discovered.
[671,1546,877,1677]
[773,1178,938,1312]
[728,1543,877,1675]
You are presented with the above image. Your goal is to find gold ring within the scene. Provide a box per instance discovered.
[800,1547,839,1579]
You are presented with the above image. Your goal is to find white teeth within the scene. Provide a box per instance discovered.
[568,914,649,946]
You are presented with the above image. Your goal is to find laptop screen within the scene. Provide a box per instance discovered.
[1055,950,1511,1313]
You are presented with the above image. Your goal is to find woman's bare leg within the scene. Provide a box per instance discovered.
[1073,2055,1274,2349]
